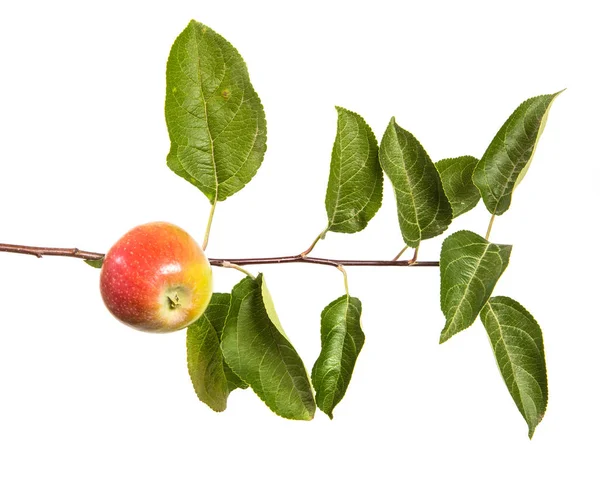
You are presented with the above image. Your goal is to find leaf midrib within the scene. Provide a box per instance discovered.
[492,102,538,211]
[382,126,421,244]
[193,25,219,202]
[397,136,422,243]
[485,304,531,416]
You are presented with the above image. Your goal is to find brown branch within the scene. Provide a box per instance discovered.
[0,243,439,267]
[0,243,105,260]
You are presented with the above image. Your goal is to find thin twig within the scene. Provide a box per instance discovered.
[0,243,440,267]
[0,243,105,260]
[300,227,328,257]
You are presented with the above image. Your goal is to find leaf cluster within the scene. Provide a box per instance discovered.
[168,20,558,436]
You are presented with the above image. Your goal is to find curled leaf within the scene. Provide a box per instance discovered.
[436,156,480,217]
[311,295,364,418]
[221,275,315,420]
[325,107,382,234]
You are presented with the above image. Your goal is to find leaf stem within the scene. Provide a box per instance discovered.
[300,227,328,257]
[202,202,217,251]
[337,265,349,296]
[408,246,419,265]
[485,214,496,241]
[392,245,409,261]
[221,261,256,279]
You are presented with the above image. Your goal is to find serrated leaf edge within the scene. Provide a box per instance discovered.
[166,20,267,203]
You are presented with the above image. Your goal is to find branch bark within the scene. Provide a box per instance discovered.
[0,243,439,267]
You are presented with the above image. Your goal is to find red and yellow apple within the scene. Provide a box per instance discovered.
[100,222,212,333]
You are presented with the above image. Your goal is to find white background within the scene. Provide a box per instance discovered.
[0,1,598,481]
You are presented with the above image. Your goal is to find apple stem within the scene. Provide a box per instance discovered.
[202,201,217,251]
[167,294,181,309]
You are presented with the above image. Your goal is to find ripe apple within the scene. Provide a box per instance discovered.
[100,222,213,333]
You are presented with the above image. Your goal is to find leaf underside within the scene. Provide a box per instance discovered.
[379,118,452,248]
[311,295,364,418]
[480,296,548,438]
[221,275,315,421]
[165,20,267,203]
[436,156,481,218]
[186,293,247,413]
[325,107,383,234]
[472,91,562,215]
[439,230,512,343]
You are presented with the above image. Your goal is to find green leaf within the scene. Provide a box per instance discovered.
[84,258,103,269]
[439,230,512,343]
[379,118,452,248]
[165,20,267,204]
[436,156,481,217]
[325,107,382,233]
[221,274,315,420]
[311,295,364,418]
[186,293,230,412]
[201,293,248,392]
[472,91,562,215]
[187,293,246,412]
[480,296,548,438]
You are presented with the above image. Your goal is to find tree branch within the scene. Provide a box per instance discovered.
[0,243,439,267]
[0,243,105,260]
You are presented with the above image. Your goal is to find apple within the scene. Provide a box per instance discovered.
[100,222,213,333]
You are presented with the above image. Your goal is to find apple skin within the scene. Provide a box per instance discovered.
[100,222,213,333]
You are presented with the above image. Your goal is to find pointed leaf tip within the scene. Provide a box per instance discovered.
[473,92,561,215]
